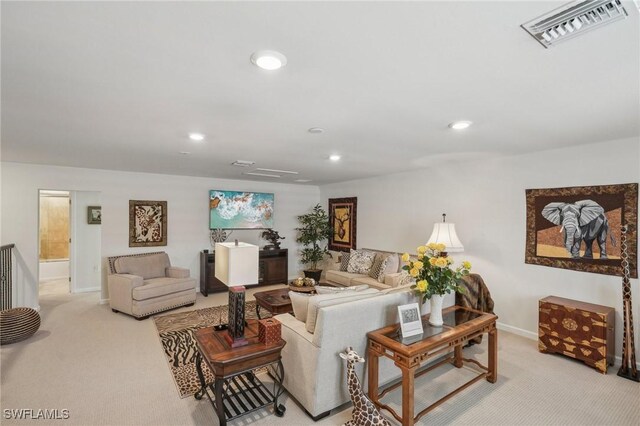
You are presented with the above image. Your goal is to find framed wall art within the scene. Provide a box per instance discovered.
[328,197,357,252]
[129,200,167,247]
[87,206,101,224]
[525,183,637,277]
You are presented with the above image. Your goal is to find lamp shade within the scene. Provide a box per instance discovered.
[215,242,259,287]
[427,223,464,253]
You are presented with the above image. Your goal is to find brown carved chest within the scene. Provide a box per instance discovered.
[539,296,615,374]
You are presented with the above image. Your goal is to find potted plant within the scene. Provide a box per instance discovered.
[295,204,332,282]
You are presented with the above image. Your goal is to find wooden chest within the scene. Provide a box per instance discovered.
[539,296,615,374]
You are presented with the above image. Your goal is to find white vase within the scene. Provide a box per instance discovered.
[428,294,444,326]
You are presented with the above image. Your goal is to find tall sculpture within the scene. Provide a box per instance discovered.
[617,225,639,381]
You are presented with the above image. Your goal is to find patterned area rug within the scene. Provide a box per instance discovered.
[153,301,270,398]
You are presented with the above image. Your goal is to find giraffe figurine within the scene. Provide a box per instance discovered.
[340,347,390,426]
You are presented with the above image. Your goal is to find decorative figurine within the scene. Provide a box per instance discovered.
[261,228,285,250]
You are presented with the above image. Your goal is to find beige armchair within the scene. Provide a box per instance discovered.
[107,252,196,320]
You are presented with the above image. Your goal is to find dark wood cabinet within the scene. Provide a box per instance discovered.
[538,295,615,374]
[200,249,289,296]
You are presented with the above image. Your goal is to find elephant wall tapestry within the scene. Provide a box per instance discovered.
[129,200,168,247]
[525,183,637,278]
[328,197,357,252]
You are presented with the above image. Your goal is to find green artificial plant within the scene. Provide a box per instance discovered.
[295,204,332,271]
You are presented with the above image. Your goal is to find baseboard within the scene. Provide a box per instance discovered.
[99,298,110,305]
[39,276,68,283]
[497,321,640,370]
[496,322,537,340]
[74,287,101,293]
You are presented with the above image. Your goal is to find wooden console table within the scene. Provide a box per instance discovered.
[194,320,286,425]
[200,249,288,296]
[367,306,498,426]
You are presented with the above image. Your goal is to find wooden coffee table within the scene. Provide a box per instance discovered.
[253,288,293,319]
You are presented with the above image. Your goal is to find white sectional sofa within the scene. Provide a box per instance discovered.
[275,286,417,419]
[324,248,405,290]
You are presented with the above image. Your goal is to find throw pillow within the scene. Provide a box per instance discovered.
[339,252,351,271]
[376,255,394,283]
[305,289,380,333]
[346,249,376,274]
[368,254,386,279]
[289,291,312,323]
[398,270,416,287]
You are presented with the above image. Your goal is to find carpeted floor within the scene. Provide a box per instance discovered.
[153,301,270,398]
[1,287,639,425]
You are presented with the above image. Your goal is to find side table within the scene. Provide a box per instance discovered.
[367,306,498,426]
[194,320,287,425]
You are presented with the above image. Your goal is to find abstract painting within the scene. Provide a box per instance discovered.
[525,183,637,277]
[129,200,167,247]
[209,190,274,229]
[328,197,357,252]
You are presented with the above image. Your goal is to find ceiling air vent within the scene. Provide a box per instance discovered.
[231,160,255,167]
[521,0,629,48]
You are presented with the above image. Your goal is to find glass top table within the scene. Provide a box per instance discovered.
[366,305,498,426]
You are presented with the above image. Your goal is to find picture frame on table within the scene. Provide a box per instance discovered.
[398,303,423,339]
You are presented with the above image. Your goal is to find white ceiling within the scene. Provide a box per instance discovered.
[2,1,639,185]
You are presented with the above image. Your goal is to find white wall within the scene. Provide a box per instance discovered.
[71,191,102,293]
[320,137,640,359]
[1,162,320,308]
[39,260,69,281]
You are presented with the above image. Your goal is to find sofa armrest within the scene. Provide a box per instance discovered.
[166,266,190,279]
[108,274,144,315]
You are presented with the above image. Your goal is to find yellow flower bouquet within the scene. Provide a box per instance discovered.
[402,243,471,302]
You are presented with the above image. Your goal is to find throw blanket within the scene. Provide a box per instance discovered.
[456,273,495,345]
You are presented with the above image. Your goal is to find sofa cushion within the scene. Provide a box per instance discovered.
[380,253,400,282]
[315,285,368,294]
[352,276,392,290]
[305,289,380,333]
[325,270,362,287]
[114,253,170,280]
[132,277,194,300]
[339,252,351,271]
[380,282,415,294]
[346,249,376,274]
[289,291,312,322]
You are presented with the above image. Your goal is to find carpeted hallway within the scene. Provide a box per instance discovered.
[1,288,638,425]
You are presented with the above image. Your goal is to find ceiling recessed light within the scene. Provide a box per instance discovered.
[329,154,341,161]
[295,179,312,183]
[308,127,324,134]
[189,133,205,141]
[448,121,473,130]
[250,50,287,70]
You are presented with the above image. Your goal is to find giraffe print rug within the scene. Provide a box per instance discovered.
[153,301,270,398]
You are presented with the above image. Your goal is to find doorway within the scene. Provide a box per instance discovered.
[39,190,70,296]
[38,190,102,297]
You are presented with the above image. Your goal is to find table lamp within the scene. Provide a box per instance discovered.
[427,213,464,255]
[215,241,259,347]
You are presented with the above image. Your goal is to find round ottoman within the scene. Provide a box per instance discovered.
[0,307,41,345]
